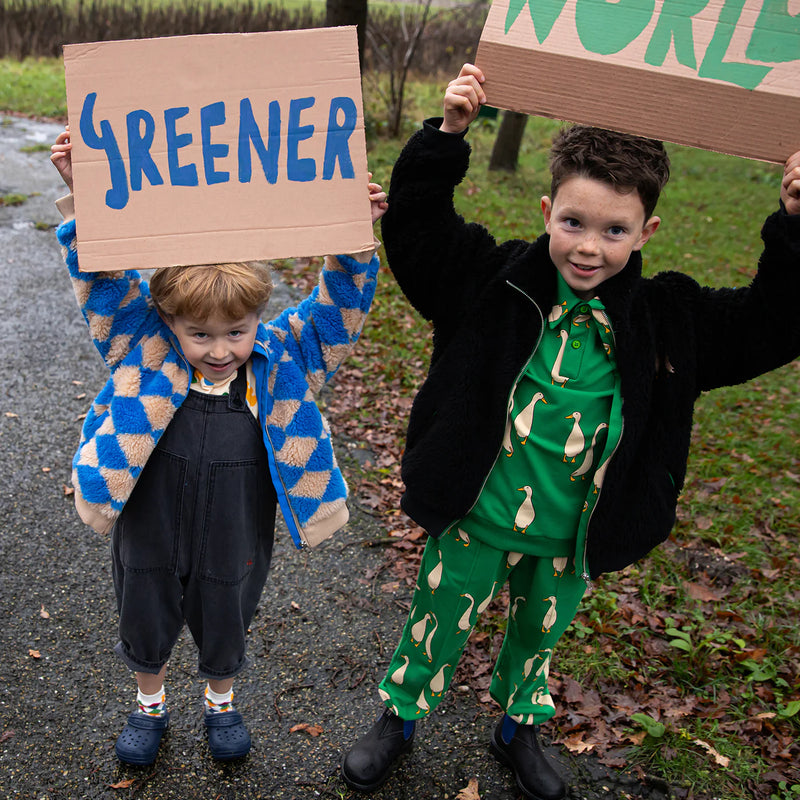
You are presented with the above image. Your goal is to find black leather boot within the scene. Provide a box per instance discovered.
[341,709,415,791]
[490,716,566,800]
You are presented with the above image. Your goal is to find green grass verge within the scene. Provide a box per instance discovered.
[0,57,68,119]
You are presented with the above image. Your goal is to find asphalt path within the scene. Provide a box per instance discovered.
[0,115,666,800]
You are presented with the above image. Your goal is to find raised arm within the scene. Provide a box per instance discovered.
[265,176,383,393]
[689,149,800,390]
[51,127,159,369]
[380,65,525,325]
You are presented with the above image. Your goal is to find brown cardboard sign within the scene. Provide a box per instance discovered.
[476,0,799,163]
[64,27,375,272]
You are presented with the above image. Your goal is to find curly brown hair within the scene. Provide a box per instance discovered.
[549,125,670,219]
[149,261,273,322]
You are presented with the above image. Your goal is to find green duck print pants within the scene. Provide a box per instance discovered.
[378,525,586,725]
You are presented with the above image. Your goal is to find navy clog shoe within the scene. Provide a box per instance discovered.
[115,710,170,766]
[204,710,251,760]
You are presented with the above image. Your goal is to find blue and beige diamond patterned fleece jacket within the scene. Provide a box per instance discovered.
[56,199,379,549]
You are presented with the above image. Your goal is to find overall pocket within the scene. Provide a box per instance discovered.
[199,458,265,584]
[114,449,187,573]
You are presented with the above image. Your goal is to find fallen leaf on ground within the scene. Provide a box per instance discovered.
[40,605,49,619]
[28,649,40,659]
[455,777,481,800]
[561,732,595,754]
[4,412,18,418]
[684,581,722,602]
[693,737,730,767]
[289,723,323,737]
[110,778,136,789]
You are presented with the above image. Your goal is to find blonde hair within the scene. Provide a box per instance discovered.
[149,261,273,321]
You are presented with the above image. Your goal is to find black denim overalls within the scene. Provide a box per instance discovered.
[111,367,277,679]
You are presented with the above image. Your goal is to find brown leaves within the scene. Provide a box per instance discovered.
[289,722,323,737]
[455,777,481,800]
[692,737,730,767]
[683,580,723,602]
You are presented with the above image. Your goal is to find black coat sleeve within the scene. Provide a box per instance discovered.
[695,208,800,391]
[655,208,800,392]
[380,119,528,328]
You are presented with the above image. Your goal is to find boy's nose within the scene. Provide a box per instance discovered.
[209,340,229,359]
[577,234,599,254]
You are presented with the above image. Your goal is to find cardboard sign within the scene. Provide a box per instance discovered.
[64,28,375,272]
[476,0,799,163]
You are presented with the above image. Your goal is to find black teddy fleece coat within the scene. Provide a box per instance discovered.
[381,119,800,579]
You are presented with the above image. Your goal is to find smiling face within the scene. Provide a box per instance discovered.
[165,312,260,383]
[541,175,660,299]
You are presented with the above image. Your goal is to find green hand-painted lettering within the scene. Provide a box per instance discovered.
[506,0,571,42]
[575,0,655,55]
[645,0,710,69]
[699,0,772,89]
[746,0,800,63]
[505,0,529,33]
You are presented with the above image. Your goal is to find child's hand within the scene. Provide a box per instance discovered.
[441,63,486,135]
[368,173,388,225]
[50,127,73,193]
[781,150,800,215]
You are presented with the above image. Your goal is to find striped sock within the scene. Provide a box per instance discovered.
[204,684,234,714]
[137,687,166,717]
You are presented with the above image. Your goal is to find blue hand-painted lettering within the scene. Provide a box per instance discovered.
[79,92,359,210]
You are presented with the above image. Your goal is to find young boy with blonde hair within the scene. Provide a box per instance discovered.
[51,128,387,766]
[342,64,800,799]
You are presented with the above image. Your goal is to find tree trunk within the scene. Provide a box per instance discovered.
[326,0,368,68]
[489,110,528,172]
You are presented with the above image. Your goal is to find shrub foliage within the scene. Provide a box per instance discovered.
[0,0,483,75]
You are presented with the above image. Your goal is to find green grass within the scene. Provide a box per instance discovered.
[0,57,67,118]
[3,56,798,800]
[0,192,28,206]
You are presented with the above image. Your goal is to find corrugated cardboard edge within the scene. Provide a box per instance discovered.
[476,39,798,164]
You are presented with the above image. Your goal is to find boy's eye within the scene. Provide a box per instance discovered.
[564,218,581,229]
[229,330,243,338]
[193,332,209,340]
[608,225,627,236]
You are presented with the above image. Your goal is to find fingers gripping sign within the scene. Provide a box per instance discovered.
[368,171,388,225]
[50,126,74,193]
[440,63,487,136]
[781,151,800,216]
